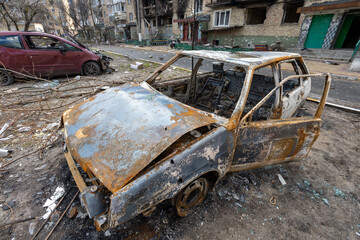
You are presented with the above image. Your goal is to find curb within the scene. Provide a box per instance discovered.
[330,74,360,81]
[306,97,360,114]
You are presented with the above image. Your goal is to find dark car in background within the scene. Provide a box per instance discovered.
[0,31,112,86]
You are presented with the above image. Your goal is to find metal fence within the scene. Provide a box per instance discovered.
[124,39,168,46]
[174,43,253,52]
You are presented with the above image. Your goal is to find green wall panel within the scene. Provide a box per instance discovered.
[304,14,333,49]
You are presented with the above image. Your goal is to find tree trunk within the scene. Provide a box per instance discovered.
[0,3,19,31]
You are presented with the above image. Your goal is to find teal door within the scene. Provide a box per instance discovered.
[305,14,333,48]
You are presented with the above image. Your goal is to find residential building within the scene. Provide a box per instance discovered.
[124,0,138,40]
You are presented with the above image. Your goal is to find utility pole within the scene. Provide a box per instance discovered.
[191,0,196,71]
[136,0,142,41]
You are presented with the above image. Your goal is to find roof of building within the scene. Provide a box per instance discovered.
[0,31,56,37]
[182,50,301,66]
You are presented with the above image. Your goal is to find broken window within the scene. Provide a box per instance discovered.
[282,1,304,23]
[195,0,203,13]
[214,9,230,27]
[246,7,267,25]
[151,57,245,118]
[277,60,301,95]
[24,35,62,49]
[63,42,81,51]
[129,12,133,21]
[243,64,276,121]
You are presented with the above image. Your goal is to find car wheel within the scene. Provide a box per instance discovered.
[0,69,14,86]
[174,177,210,217]
[83,62,101,76]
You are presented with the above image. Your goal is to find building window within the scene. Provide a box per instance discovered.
[246,7,267,25]
[282,1,304,23]
[128,0,131,4]
[195,0,203,13]
[129,12,133,21]
[116,3,120,11]
[213,9,230,27]
[121,3,125,11]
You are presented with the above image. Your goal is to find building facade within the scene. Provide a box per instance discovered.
[297,0,360,49]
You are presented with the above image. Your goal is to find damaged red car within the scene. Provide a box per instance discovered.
[61,50,331,231]
[0,31,112,86]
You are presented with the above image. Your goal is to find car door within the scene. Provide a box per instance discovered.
[22,34,64,77]
[230,71,330,172]
[0,35,31,73]
[59,41,84,75]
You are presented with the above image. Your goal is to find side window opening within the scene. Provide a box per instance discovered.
[63,42,81,51]
[24,35,62,49]
[278,60,301,96]
[242,64,276,121]
[0,35,23,49]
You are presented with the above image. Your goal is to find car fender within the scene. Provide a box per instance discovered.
[109,126,234,227]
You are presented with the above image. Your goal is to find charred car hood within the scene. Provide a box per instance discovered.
[63,82,219,193]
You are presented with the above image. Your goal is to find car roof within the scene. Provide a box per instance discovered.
[0,31,60,38]
[182,50,301,67]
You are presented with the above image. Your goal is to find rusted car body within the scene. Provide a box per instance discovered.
[62,50,331,230]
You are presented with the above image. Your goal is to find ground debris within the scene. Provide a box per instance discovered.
[42,186,65,219]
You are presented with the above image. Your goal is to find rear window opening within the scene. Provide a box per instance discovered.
[0,35,23,49]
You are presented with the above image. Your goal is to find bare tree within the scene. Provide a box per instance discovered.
[0,7,12,30]
[56,0,104,41]
[0,1,20,31]
[0,0,50,31]
[88,0,104,42]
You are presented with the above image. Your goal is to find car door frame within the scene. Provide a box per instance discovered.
[277,58,311,119]
[229,71,331,172]
[21,34,65,76]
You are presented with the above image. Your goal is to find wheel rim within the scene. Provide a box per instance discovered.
[0,71,10,84]
[84,63,98,75]
[175,177,209,217]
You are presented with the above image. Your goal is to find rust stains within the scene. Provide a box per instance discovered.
[63,82,218,193]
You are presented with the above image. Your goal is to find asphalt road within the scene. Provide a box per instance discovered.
[96,45,360,109]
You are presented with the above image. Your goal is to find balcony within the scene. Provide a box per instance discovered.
[206,0,275,8]
[114,12,127,21]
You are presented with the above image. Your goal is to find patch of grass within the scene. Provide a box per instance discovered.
[143,62,152,68]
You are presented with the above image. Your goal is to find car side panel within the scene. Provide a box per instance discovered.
[0,35,31,73]
[109,127,234,227]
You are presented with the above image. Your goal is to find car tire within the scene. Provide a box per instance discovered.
[83,62,101,76]
[0,69,14,86]
[174,177,210,217]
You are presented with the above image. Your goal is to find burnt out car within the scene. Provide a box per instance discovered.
[0,32,112,86]
[62,51,331,230]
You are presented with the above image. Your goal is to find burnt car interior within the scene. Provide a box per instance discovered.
[151,56,309,121]
[152,57,278,120]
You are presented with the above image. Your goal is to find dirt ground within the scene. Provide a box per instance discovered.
[0,54,359,240]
